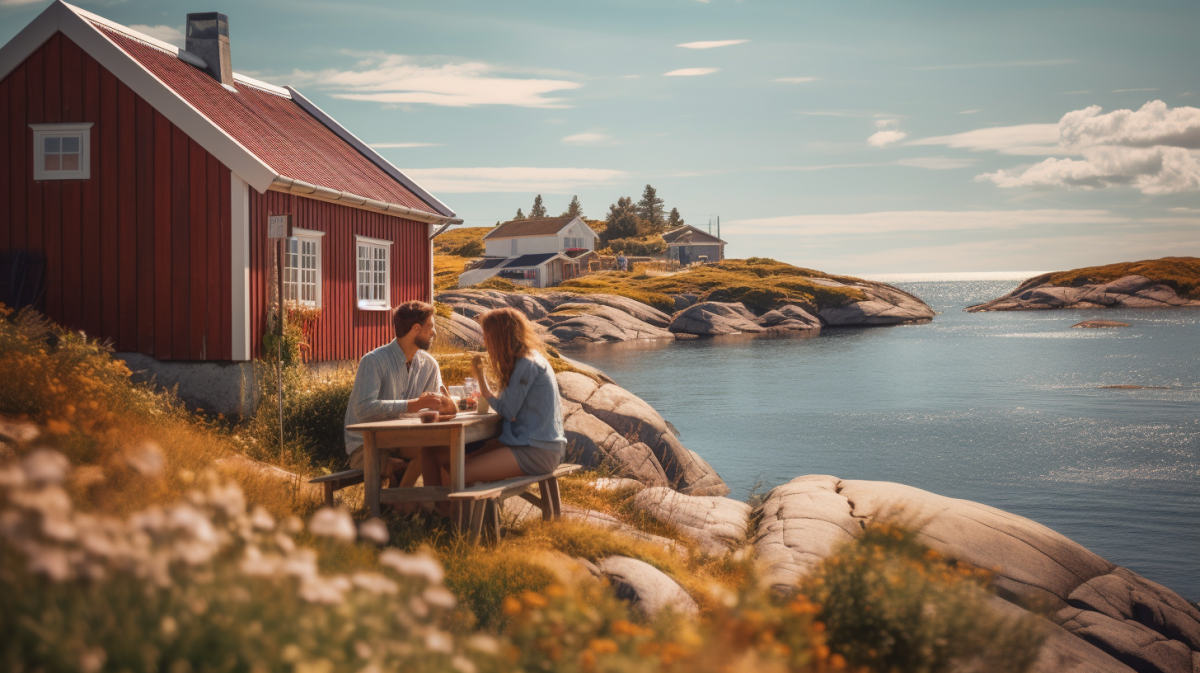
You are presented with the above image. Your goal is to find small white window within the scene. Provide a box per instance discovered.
[31,123,93,180]
[355,235,391,311]
[284,228,324,307]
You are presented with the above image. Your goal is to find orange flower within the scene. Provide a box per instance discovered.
[502,596,522,616]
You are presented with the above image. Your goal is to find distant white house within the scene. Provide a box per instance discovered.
[458,216,600,288]
[482,216,598,258]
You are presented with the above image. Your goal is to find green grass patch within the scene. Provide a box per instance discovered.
[1043,256,1200,299]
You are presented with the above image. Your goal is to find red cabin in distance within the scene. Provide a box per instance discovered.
[0,2,461,412]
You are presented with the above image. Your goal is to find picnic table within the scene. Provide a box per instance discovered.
[345,413,501,523]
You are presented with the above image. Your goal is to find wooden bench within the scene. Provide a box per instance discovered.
[448,463,582,543]
[309,469,365,506]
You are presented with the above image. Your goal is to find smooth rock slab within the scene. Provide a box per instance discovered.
[632,487,751,556]
[539,303,674,343]
[597,556,699,617]
[668,301,764,335]
[967,274,1200,312]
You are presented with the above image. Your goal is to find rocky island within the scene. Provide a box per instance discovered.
[967,257,1200,312]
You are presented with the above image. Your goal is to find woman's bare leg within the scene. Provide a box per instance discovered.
[463,446,525,484]
[420,447,443,487]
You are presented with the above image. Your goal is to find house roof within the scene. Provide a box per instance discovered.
[501,253,561,269]
[662,225,727,245]
[483,216,597,240]
[0,1,457,224]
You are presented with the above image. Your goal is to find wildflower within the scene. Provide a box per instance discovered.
[354,641,373,660]
[299,575,350,605]
[425,630,453,654]
[379,549,444,584]
[78,647,106,673]
[502,596,523,616]
[422,585,457,609]
[0,464,27,488]
[208,482,247,518]
[410,597,429,618]
[161,616,178,638]
[250,506,276,531]
[451,655,476,673]
[125,441,165,476]
[240,545,281,576]
[352,572,399,595]
[466,634,501,655]
[11,485,72,518]
[358,518,389,545]
[281,548,319,580]
[309,508,356,543]
[275,532,296,554]
[25,541,73,581]
[22,449,70,485]
[588,638,619,654]
[0,418,39,443]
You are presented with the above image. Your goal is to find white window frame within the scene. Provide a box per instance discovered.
[30,123,93,180]
[355,234,391,311]
[283,227,324,308]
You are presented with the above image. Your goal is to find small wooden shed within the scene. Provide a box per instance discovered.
[662,225,726,265]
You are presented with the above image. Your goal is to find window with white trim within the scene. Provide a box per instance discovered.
[356,235,391,310]
[283,228,324,307]
[31,123,93,180]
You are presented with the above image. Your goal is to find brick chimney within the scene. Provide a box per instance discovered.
[185,12,233,87]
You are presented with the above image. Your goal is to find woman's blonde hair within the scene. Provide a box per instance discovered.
[478,307,544,389]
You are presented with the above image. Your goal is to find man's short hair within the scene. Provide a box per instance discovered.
[393,301,435,340]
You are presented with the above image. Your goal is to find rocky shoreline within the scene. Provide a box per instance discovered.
[438,278,934,348]
[968,273,1200,312]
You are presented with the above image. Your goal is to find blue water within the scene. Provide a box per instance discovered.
[569,280,1200,602]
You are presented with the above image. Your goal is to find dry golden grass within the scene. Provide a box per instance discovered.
[1044,256,1200,299]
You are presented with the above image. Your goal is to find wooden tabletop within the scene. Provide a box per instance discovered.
[347,412,499,432]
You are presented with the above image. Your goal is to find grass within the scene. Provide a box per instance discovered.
[1042,256,1200,299]
[1,305,1046,672]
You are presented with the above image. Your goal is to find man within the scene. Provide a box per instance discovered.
[344,300,454,481]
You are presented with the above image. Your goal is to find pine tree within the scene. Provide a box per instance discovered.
[636,184,665,231]
[603,196,641,242]
[667,207,684,230]
[514,208,525,220]
[562,195,584,219]
[529,194,547,219]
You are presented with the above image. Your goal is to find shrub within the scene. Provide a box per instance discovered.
[800,520,1045,673]
[605,236,668,257]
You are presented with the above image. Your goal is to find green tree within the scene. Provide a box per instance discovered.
[513,207,525,220]
[667,207,684,230]
[561,195,584,219]
[530,194,547,219]
[636,184,665,231]
[602,196,641,242]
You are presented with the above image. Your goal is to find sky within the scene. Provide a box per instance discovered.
[3,0,1198,274]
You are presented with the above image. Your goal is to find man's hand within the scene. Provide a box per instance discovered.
[408,392,444,413]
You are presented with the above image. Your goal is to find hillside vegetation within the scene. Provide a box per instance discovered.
[1042,256,1200,299]
[0,306,1043,673]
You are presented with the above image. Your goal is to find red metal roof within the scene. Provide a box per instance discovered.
[98,25,438,215]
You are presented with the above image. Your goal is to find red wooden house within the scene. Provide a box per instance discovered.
[0,2,460,410]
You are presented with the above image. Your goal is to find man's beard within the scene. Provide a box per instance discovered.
[415,334,432,351]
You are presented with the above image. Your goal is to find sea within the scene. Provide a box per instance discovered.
[568,274,1200,603]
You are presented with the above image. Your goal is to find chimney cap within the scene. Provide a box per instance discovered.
[186,13,229,40]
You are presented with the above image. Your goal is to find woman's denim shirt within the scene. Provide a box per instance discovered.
[487,351,567,452]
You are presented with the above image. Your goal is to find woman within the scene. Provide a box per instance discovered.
[459,307,566,483]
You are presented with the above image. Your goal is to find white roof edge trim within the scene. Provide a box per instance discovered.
[483,217,587,241]
[233,73,290,97]
[18,2,282,193]
[284,85,456,218]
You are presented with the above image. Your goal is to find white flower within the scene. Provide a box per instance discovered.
[25,541,72,581]
[299,574,350,604]
[274,532,296,554]
[379,549,443,584]
[166,505,217,544]
[0,418,39,444]
[11,486,72,517]
[424,630,453,654]
[309,508,356,543]
[240,546,281,576]
[125,441,165,477]
[422,586,457,609]
[281,548,319,580]
[22,449,70,485]
[0,464,26,488]
[466,634,501,655]
[250,507,276,531]
[452,655,476,673]
[207,483,246,518]
[352,572,399,595]
[78,647,106,673]
[358,518,389,545]
[354,641,373,660]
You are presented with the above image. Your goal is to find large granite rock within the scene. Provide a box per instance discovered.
[540,303,674,344]
[596,556,699,617]
[967,274,1200,312]
[558,372,729,496]
[758,304,822,333]
[668,302,765,336]
[436,311,485,350]
[632,487,751,556]
[818,280,936,326]
[753,475,1200,673]
[436,289,551,321]
[540,292,673,328]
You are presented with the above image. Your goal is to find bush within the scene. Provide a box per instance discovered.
[605,236,668,257]
[800,520,1045,673]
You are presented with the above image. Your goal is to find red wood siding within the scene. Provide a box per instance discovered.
[0,32,232,360]
[248,190,432,362]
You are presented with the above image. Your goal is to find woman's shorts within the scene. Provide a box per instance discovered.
[510,444,563,476]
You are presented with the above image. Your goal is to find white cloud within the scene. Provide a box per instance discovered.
[893,156,977,169]
[868,119,906,147]
[724,209,1124,236]
[978,101,1200,194]
[399,167,628,193]
[663,68,719,77]
[561,132,613,146]
[1112,88,1158,93]
[677,39,747,49]
[910,123,1062,155]
[775,77,820,84]
[0,0,44,6]
[370,142,442,148]
[288,53,581,108]
[129,24,185,48]
[910,59,1074,71]
[959,109,981,114]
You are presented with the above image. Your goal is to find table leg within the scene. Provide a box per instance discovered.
[364,431,381,519]
[448,424,465,531]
